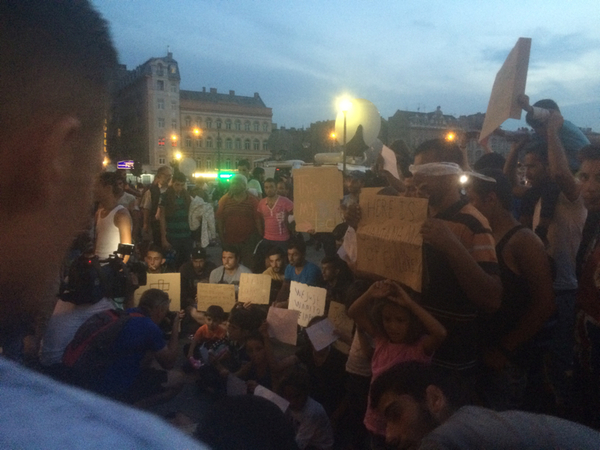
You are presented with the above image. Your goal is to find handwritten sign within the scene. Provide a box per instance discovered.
[288,281,327,327]
[328,301,354,338]
[266,307,300,346]
[133,273,181,311]
[479,37,531,142]
[356,191,428,292]
[238,273,272,305]
[197,283,236,312]
[293,166,343,232]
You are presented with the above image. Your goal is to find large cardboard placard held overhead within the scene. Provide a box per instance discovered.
[288,281,327,327]
[197,283,236,312]
[293,166,343,232]
[356,191,428,292]
[238,273,272,305]
[133,273,181,311]
[479,37,531,143]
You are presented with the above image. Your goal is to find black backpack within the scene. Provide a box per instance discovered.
[62,309,143,389]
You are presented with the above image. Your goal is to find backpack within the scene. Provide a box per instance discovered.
[62,309,143,389]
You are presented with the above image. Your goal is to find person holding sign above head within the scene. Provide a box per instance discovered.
[274,239,323,308]
[411,138,502,374]
[209,247,252,292]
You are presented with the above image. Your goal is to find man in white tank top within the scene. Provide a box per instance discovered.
[94,172,132,262]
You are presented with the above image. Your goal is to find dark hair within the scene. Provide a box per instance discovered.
[237,159,251,169]
[98,172,120,196]
[288,238,306,255]
[164,172,191,218]
[222,246,240,259]
[264,177,276,186]
[389,139,413,178]
[370,361,470,412]
[0,0,118,141]
[372,299,425,345]
[579,144,600,163]
[245,331,266,347]
[228,305,263,333]
[252,167,265,178]
[526,99,560,129]
[195,395,299,450]
[172,172,187,184]
[414,139,464,167]
[321,255,344,271]
[266,246,285,258]
[279,367,310,397]
[470,169,513,211]
[138,289,170,316]
[345,280,371,308]
[523,140,548,164]
[146,243,164,258]
[473,153,506,171]
[206,305,227,321]
[332,222,349,241]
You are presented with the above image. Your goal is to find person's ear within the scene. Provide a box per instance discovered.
[161,258,166,265]
[425,384,448,417]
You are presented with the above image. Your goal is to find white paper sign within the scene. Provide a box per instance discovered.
[226,373,248,396]
[266,307,300,346]
[238,273,272,305]
[381,145,400,180]
[254,385,290,412]
[288,281,327,327]
[306,318,337,352]
[133,273,181,311]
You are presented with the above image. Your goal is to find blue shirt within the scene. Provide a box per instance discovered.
[284,261,323,286]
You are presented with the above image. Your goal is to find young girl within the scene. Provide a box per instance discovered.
[348,279,447,449]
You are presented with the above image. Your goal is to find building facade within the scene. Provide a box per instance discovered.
[108,53,272,173]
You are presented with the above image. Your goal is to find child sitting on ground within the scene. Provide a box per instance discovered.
[186,305,227,362]
[348,279,447,449]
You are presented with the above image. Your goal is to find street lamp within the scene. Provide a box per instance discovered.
[175,151,182,160]
[193,128,202,168]
[339,98,352,173]
[329,131,336,152]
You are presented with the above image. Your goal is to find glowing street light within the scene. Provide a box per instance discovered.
[175,151,182,160]
[193,127,202,137]
[445,131,456,142]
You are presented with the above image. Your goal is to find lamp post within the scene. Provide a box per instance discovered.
[339,99,352,174]
[193,127,202,168]
[330,131,336,152]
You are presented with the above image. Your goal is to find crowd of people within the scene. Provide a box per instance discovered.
[2,1,600,449]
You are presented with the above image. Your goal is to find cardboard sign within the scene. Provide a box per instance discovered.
[266,307,300,346]
[133,273,181,311]
[328,301,354,339]
[288,281,327,327]
[197,283,236,312]
[293,166,343,232]
[479,37,531,142]
[238,273,272,305]
[356,191,428,292]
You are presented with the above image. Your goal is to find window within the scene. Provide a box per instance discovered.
[169,65,177,74]
[157,98,165,110]
[226,138,232,150]
[244,122,250,131]
[196,117,202,126]
[253,122,259,132]
[235,139,241,150]
[235,121,241,131]
[253,139,259,151]
[156,80,164,91]
[206,159,212,169]
[185,117,191,127]
[206,138,213,148]
[196,158,202,168]
[158,118,165,128]
[225,120,232,130]
[158,137,165,146]
[157,64,164,76]
[235,159,240,168]
[262,141,268,151]
[172,120,177,129]
[171,101,177,110]
[216,120,222,129]
[206,119,212,129]
[159,157,166,165]
[217,138,222,149]
[170,84,177,93]
[225,159,231,169]
[196,139,202,148]
[244,139,250,150]
[186,137,192,148]
[263,123,269,132]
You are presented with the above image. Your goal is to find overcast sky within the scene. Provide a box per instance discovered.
[93,0,600,132]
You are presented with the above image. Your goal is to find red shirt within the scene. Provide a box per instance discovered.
[257,196,294,241]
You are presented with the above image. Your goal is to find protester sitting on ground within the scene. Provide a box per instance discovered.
[466,169,556,411]
[348,279,446,447]
[274,239,323,307]
[94,171,132,263]
[370,361,600,450]
[64,289,185,408]
[144,244,170,274]
[0,2,205,447]
[187,305,227,360]
[263,246,287,304]
[321,255,354,312]
[279,367,334,450]
[216,174,262,268]
[209,247,252,292]
[195,395,299,450]
[180,247,217,309]
[159,171,193,270]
